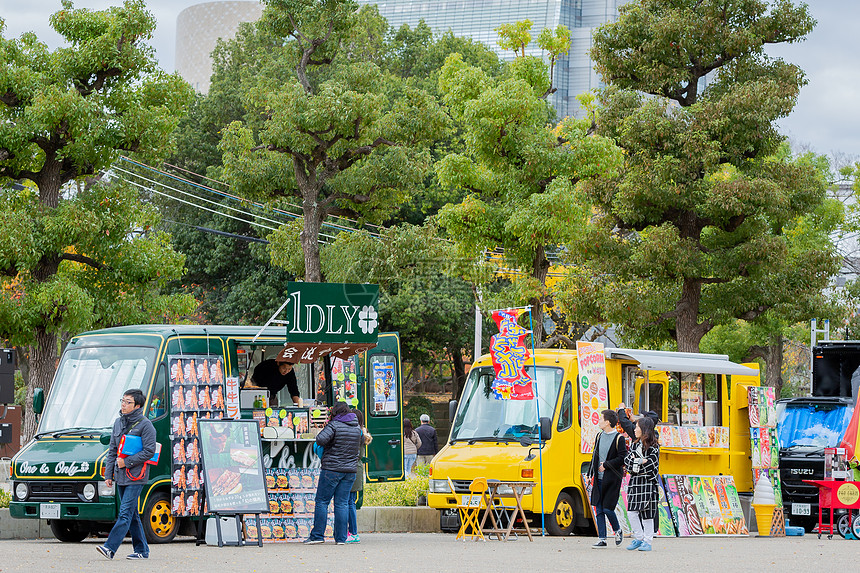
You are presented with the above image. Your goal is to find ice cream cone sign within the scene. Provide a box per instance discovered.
[838,396,860,461]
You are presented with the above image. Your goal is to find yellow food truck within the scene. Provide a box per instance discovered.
[427,347,760,535]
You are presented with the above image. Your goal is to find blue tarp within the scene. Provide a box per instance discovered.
[777,403,854,448]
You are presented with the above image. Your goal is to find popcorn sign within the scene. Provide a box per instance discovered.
[577,341,608,453]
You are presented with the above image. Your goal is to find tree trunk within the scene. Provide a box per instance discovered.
[746,336,785,398]
[300,200,324,283]
[530,245,550,347]
[22,328,58,442]
[451,347,467,401]
[675,279,709,353]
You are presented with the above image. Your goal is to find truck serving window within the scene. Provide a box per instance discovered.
[38,346,156,433]
[776,401,854,449]
[450,366,563,441]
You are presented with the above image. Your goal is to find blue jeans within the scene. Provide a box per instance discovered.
[594,478,620,540]
[404,454,417,474]
[309,469,355,543]
[105,483,149,556]
[348,491,358,536]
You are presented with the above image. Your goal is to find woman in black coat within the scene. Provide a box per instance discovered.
[587,409,627,548]
[623,416,660,552]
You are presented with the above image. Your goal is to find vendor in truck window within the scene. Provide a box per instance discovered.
[244,356,301,406]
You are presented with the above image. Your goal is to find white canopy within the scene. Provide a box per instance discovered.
[604,348,758,376]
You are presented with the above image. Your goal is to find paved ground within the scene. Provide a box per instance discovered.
[0,533,855,572]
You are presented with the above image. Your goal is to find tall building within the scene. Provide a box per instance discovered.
[355,0,626,119]
[175,1,263,93]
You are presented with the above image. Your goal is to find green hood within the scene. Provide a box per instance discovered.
[12,438,108,480]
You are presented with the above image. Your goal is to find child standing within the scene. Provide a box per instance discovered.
[623,416,660,552]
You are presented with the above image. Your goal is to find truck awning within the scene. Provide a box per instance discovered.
[604,348,758,376]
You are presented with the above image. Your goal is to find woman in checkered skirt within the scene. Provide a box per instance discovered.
[623,416,660,552]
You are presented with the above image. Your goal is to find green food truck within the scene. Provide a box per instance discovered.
[9,282,404,543]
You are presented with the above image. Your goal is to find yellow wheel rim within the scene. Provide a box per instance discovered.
[555,499,574,530]
[149,500,176,538]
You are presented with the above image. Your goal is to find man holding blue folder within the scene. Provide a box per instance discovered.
[97,389,157,560]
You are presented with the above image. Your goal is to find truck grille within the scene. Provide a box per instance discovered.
[28,482,79,502]
[449,480,472,494]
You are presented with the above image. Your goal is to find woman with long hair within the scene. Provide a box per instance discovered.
[347,408,372,544]
[402,418,422,475]
[623,416,660,552]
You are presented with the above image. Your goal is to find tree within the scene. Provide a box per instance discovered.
[0,0,195,438]
[556,0,839,355]
[435,22,622,345]
[320,223,475,397]
[220,0,448,282]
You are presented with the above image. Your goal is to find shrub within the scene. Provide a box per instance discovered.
[405,395,435,427]
[363,470,429,507]
[0,489,11,509]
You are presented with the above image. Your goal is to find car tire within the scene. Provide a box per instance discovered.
[545,492,576,536]
[49,519,91,542]
[142,491,178,543]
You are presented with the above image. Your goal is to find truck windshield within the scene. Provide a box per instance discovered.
[776,401,854,449]
[38,346,156,433]
[451,366,563,442]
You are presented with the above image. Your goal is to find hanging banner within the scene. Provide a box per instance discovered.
[576,341,608,453]
[488,309,534,400]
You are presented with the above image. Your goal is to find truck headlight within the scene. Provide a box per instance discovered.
[98,480,115,497]
[83,483,96,501]
[15,482,28,501]
[429,479,451,493]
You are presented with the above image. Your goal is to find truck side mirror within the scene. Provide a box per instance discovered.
[539,417,552,442]
[448,399,458,422]
[33,388,44,415]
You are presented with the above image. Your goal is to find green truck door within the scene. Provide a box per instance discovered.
[364,333,404,481]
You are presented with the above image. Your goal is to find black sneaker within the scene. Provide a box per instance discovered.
[96,546,114,560]
[615,530,623,546]
[303,538,324,545]
[126,553,148,560]
[591,540,607,548]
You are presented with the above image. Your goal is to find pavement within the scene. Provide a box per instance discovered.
[0,533,855,572]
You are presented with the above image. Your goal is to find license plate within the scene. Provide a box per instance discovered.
[792,503,810,516]
[40,503,60,519]
[460,494,481,508]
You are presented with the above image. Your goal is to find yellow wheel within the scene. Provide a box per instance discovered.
[546,492,575,536]
[143,491,178,543]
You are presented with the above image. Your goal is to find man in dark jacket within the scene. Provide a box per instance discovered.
[415,414,438,466]
[588,409,627,548]
[305,401,362,545]
[97,389,157,560]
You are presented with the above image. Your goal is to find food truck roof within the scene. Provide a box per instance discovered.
[605,348,758,376]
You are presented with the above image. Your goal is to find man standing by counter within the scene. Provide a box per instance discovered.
[247,356,301,407]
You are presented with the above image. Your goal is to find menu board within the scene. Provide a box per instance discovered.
[199,419,268,514]
[681,377,704,426]
[169,354,227,516]
[576,341,609,453]
[663,475,748,536]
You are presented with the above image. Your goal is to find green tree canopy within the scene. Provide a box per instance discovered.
[220,0,449,283]
[556,0,839,355]
[435,22,622,345]
[0,0,194,438]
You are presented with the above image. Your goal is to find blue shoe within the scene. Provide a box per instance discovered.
[638,542,652,552]
[126,553,148,560]
[96,545,114,560]
[626,539,643,550]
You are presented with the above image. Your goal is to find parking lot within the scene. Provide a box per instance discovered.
[0,532,856,572]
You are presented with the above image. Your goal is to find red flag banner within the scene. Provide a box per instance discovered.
[488,309,534,400]
[839,397,860,461]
